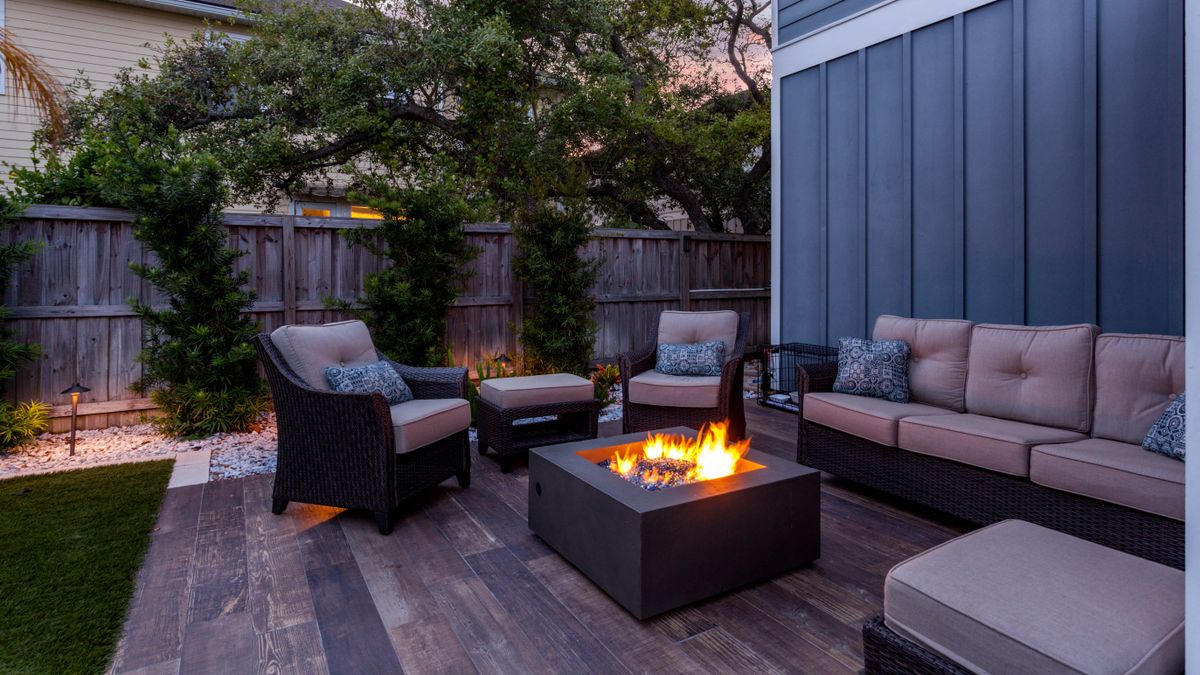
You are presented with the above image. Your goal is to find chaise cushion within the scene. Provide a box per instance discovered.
[884,520,1184,675]
[873,316,974,411]
[1031,438,1185,521]
[964,323,1098,433]
[627,371,720,408]
[389,398,471,454]
[479,373,595,409]
[657,310,740,360]
[803,392,956,447]
[1092,333,1185,444]
[270,320,379,390]
[898,414,1086,477]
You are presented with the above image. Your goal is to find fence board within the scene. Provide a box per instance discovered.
[5,206,770,423]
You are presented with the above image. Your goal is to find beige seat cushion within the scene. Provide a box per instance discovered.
[1031,438,1185,521]
[898,414,1086,477]
[885,520,1183,675]
[657,310,740,359]
[964,323,1099,433]
[803,392,956,447]
[269,320,379,390]
[873,316,974,411]
[479,373,594,409]
[389,398,471,454]
[1092,333,1185,445]
[627,371,720,408]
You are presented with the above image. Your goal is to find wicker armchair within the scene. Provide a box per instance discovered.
[617,310,750,440]
[253,321,470,535]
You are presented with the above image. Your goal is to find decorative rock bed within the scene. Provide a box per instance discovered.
[1,398,624,483]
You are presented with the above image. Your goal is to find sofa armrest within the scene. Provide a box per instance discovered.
[383,360,468,400]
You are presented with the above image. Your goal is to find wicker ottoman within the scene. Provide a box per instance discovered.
[865,520,1184,674]
[475,374,601,473]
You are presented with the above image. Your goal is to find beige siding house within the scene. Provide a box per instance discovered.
[1,0,251,176]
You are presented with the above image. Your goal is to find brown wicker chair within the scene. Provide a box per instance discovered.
[253,324,470,535]
[617,310,750,440]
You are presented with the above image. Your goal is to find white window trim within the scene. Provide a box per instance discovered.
[0,0,8,96]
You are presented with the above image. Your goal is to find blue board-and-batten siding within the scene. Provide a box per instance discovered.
[777,0,1184,345]
[777,0,889,45]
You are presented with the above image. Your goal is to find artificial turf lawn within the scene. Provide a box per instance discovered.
[0,460,173,674]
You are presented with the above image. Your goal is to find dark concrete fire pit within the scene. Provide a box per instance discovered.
[528,427,820,619]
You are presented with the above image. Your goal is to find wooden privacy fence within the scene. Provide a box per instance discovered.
[4,204,770,429]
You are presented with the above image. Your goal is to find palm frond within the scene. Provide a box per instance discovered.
[0,28,66,144]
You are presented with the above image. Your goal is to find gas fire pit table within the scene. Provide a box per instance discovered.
[476,373,602,473]
[528,426,820,619]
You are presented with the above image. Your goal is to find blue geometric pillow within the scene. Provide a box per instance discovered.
[1143,394,1185,462]
[325,361,414,405]
[832,337,911,403]
[655,341,725,376]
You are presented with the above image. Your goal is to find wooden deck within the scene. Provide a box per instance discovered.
[112,405,967,674]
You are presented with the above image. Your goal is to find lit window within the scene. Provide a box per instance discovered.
[301,207,332,217]
[351,205,385,220]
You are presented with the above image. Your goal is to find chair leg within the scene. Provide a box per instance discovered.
[374,510,394,535]
[456,469,471,488]
[499,455,514,474]
[271,498,288,515]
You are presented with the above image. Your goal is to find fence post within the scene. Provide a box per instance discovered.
[281,215,297,325]
[678,232,692,310]
[509,226,524,359]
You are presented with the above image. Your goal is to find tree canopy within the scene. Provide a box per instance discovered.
[25,0,771,233]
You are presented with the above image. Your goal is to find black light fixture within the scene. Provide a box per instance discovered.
[60,383,90,457]
[496,353,513,371]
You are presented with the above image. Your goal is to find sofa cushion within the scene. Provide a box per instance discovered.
[1031,438,1184,521]
[885,520,1183,675]
[389,398,471,454]
[964,323,1098,433]
[832,337,911,403]
[1142,394,1186,462]
[898,414,1086,477]
[803,392,956,447]
[873,315,974,411]
[657,310,740,360]
[479,373,595,409]
[627,370,720,408]
[270,320,379,390]
[325,361,414,405]
[1092,333,1185,444]
[655,340,725,376]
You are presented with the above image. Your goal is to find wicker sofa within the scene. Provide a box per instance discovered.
[797,316,1184,569]
[618,310,750,440]
[253,320,471,535]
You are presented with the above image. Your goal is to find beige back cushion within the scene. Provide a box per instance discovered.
[269,320,379,390]
[964,323,1099,433]
[1092,333,1185,444]
[873,315,974,411]
[657,310,740,359]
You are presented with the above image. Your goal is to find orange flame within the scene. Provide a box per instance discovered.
[606,420,750,487]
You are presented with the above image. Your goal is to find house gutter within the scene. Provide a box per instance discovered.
[105,0,251,24]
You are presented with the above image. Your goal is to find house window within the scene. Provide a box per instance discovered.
[350,205,384,220]
[300,206,332,217]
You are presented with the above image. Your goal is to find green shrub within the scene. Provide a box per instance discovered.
[0,402,50,449]
[0,194,47,449]
[337,180,477,367]
[512,203,599,375]
[114,136,266,437]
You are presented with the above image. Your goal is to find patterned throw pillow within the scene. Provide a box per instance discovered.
[655,341,726,376]
[325,361,414,405]
[833,337,911,403]
[1143,394,1185,461]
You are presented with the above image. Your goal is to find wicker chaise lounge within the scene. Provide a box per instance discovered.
[617,310,750,440]
[253,320,471,535]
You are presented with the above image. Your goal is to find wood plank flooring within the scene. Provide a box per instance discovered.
[111,405,967,674]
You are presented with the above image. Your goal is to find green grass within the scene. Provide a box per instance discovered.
[0,461,174,674]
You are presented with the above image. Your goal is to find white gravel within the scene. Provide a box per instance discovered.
[1,394,627,483]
